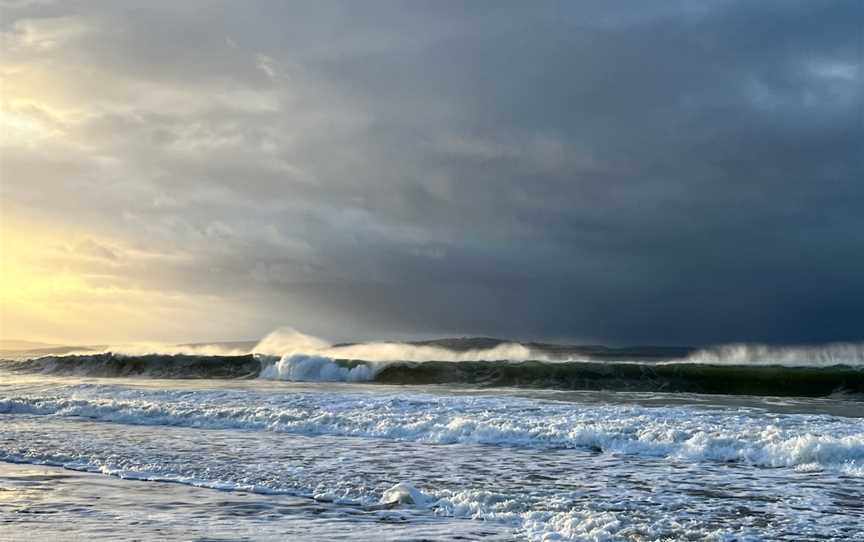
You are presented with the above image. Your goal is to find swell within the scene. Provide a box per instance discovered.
[1,353,265,379]
[374,360,864,398]
[3,352,864,398]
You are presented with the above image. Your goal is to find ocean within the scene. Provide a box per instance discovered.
[1,339,862,541]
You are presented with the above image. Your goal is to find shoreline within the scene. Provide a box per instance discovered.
[0,462,514,542]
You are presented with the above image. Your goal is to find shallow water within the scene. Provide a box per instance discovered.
[1,376,862,540]
[0,463,514,541]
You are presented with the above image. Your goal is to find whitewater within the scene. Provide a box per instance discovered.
[1,331,863,540]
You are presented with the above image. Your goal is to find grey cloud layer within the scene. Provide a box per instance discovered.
[2,0,862,344]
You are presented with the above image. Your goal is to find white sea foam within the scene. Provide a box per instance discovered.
[259,354,376,382]
[2,380,863,541]
[434,492,628,542]
[2,386,862,476]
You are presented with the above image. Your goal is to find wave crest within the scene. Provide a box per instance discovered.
[3,353,863,397]
[259,354,376,382]
[688,342,864,367]
[253,328,536,362]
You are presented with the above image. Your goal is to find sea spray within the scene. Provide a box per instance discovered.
[687,342,864,367]
[252,327,536,362]
[259,354,376,382]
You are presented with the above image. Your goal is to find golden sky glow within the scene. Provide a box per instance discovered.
[0,221,228,345]
[0,38,153,344]
[0,13,265,345]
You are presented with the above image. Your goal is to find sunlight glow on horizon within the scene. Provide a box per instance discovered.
[0,221,248,345]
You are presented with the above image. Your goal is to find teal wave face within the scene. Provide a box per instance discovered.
[2,353,264,379]
[3,353,863,399]
[373,360,864,398]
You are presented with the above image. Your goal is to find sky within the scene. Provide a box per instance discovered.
[0,0,862,346]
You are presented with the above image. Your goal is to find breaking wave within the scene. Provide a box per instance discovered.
[687,342,864,367]
[251,328,537,362]
[3,351,863,398]
[259,354,375,382]
[7,327,863,366]
[3,327,864,398]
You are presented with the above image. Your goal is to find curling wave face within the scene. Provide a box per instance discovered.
[2,352,264,379]
[3,351,864,399]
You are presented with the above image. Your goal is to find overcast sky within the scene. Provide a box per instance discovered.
[1,0,861,345]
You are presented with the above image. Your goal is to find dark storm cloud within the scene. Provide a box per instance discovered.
[2,0,861,344]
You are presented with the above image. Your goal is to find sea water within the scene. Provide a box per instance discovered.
[1,372,862,541]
